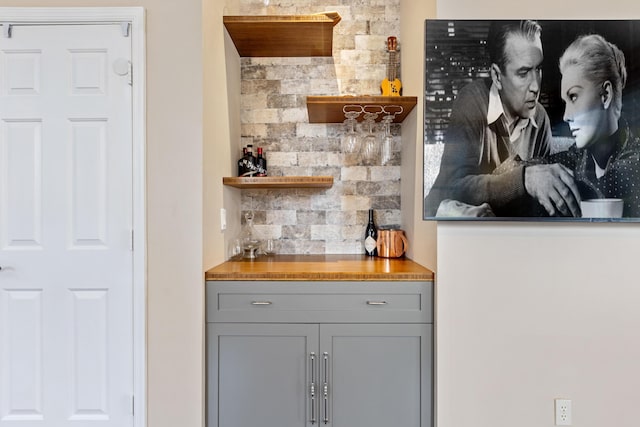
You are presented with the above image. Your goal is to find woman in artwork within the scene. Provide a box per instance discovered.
[551,33,640,217]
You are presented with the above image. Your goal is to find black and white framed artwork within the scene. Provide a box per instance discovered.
[423,19,640,221]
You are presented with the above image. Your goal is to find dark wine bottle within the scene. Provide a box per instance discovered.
[242,144,257,176]
[237,146,248,176]
[364,209,377,256]
[256,147,267,177]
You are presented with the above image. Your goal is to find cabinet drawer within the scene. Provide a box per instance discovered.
[206,281,432,323]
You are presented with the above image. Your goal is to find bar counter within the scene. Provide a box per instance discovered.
[205,254,434,282]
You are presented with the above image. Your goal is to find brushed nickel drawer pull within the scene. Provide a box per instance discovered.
[366,300,387,305]
[250,301,273,305]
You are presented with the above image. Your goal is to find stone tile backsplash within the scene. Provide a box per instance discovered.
[236,0,402,255]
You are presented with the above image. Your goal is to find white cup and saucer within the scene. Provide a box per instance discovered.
[580,198,624,218]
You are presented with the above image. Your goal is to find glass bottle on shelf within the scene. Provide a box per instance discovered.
[256,147,267,176]
[241,145,257,177]
[237,146,248,176]
[239,211,261,259]
[364,208,377,256]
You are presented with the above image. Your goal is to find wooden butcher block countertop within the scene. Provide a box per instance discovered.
[205,254,434,282]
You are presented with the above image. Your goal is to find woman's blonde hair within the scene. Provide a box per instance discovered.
[559,34,627,116]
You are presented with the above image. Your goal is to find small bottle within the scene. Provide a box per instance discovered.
[364,209,377,256]
[242,145,257,177]
[237,146,248,176]
[256,147,267,177]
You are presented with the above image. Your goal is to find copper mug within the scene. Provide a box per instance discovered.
[376,228,408,258]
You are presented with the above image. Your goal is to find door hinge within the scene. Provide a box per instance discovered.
[128,61,133,86]
[130,230,134,251]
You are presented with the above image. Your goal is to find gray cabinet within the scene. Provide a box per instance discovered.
[321,324,430,427]
[206,281,433,427]
[209,323,317,426]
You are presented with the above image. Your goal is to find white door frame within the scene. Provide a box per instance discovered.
[0,7,146,427]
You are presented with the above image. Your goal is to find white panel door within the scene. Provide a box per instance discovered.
[0,24,133,427]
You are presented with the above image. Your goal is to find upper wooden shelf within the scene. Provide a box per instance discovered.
[306,96,418,123]
[223,13,341,57]
[223,176,334,189]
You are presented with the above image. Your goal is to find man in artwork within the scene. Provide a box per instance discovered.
[425,20,581,217]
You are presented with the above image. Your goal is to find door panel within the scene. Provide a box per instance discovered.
[0,23,133,427]
[69,50,107,95]
[69,119,108,247]
[69,289,108,421]
[320,324,432,427]
[2,120,42,248]
[2,49,41,96]
[2,289,43,421]
[208,323,319,427]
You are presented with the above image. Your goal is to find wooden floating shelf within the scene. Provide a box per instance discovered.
[223,13,341,57]
[306,96,418,123]
[223,176,334,189]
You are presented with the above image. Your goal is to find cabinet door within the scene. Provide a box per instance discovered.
[208,323,319,427]
[320,324,432,427]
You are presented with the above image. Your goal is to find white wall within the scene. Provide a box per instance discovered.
[437,223,640,427]
[433,1,640,426]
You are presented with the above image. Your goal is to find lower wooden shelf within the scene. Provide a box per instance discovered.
[223,176,334,189]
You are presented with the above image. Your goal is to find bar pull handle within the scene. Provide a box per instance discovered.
[250,301,273,305]
[310,352,317,424]
[322,352,329,424]
[366,300,387,305]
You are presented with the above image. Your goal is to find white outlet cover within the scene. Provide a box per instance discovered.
[555,399,572,425]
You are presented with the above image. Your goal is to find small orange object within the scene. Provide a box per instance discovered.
[381,36,401,96]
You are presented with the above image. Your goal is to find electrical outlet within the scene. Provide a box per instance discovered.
[555,399,572,425]
[220,208,227,231]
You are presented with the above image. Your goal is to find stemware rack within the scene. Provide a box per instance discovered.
[306,95,417,123]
